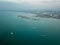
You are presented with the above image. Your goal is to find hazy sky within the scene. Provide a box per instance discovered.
[0,0,60,10]
[0,0,60,4]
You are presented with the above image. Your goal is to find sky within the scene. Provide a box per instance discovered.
[0,0,60,4]
[0,0,60,10]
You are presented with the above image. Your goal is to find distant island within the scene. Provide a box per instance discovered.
[31,11,60,19]
[0,10,60,19]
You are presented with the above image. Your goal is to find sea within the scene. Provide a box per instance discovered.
[0,11,60,45]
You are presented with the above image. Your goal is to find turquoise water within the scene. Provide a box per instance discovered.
[0,11,60,45]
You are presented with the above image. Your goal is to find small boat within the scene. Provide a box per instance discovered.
[40,35,46,37]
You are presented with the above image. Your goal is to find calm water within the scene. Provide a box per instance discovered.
[0,11,60,45]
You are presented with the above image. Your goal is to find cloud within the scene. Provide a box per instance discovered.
[0,0,25,3]
[0,0,60,6]
[0,0,60,9]
[0,0,60,3]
